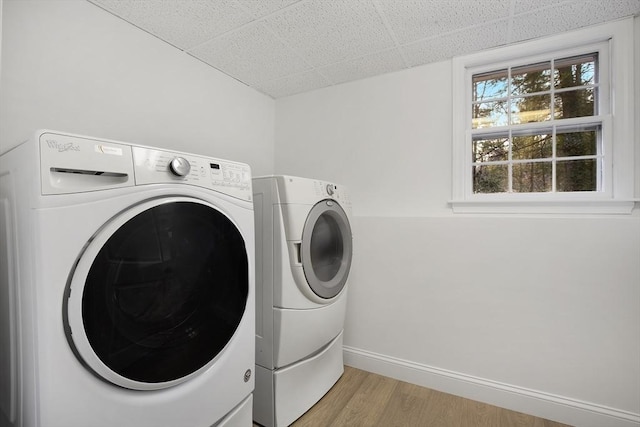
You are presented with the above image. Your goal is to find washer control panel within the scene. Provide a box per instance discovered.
[169,156,191,177]
[38,131,251,200]
[133,147,252,201]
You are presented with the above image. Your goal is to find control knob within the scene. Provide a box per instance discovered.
[169,157,191,177]
[326,184,335,195]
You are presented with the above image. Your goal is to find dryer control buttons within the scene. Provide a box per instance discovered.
[326,184,335,195]
[170,157,191,177]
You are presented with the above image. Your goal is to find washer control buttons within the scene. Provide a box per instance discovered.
[326,184,335,195]
[169,157,191,177]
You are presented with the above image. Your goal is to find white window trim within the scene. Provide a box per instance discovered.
[451,18,636,215]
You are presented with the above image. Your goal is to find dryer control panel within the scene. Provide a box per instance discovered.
[274,175,351,212]
[312,179,350,209]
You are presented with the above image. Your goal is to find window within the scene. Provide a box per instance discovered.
[472,53,601,194]
[451,19,635,214]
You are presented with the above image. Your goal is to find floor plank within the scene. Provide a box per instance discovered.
[292,366,369,427]
[255,366,574,427]
[330,372,398,426]
[460,397,499,427]
[376,381,435,427]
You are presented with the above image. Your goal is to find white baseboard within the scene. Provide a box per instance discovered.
[343,346,640,427]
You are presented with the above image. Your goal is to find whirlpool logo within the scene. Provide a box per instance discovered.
[46,139,80,152]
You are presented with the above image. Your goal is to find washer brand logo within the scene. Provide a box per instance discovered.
[46,139,80,152]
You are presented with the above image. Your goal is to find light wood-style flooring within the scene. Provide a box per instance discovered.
[259,366,572,427]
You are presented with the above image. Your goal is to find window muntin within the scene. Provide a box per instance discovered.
[470,53,602,195]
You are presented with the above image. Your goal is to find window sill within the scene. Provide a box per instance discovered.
[449,199,638,215]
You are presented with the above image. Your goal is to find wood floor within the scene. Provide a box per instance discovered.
[267,366,572,427]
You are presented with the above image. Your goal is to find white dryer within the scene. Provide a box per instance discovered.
[0,130,255,427]
[252,175,353,427]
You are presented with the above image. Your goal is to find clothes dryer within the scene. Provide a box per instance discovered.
[252,175,353,427]
[0,130,255,427]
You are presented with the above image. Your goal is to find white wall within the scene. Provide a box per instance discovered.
[275,19,640,427]
[0,0,274,175]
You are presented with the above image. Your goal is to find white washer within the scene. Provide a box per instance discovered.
[252,175,353,427]
[0,130,255,427]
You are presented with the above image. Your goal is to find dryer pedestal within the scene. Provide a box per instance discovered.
[254,332,344,427]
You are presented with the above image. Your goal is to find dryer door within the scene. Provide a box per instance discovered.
[300,200,352,299]
[65,198,248,390]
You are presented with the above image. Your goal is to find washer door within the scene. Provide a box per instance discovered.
[300,200,352,299]
[65,198,248,390]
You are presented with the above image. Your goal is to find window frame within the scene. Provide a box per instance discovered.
[451,18,636,214]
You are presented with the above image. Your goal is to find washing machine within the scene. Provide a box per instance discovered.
[0,130,255,427]
[252,175,353,427]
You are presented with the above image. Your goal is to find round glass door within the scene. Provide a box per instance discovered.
[65,199,248,389]
[300,200,352,299]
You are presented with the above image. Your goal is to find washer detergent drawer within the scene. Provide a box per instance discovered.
[273,295,346,368]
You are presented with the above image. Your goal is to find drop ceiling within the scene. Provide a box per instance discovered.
[88,0,640,99]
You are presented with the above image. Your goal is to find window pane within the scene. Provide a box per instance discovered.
[511,62,551,96]
[554,88,595,119]
[511,95,551,124]
[557,128,598,157]
[512,133,552,160]
[473,136,509,162]
[513,162,552,192]
[554,54,596,88]
[473,164,508,193]
[557,159,597,191]
[473,69,508,101]
[472,101,508,128]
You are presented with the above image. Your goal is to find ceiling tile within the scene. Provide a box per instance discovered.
[89,0,135,16]
[87,0,639,98]
[189,22,311,85]
[402,20,509,67]
[319,48,407,85]
[511,0,640,43]
[234,0,301,18]
[252,70,331,98]
[91,0,254,50]
[513,0,569,15]
[263,0,396,67]
[378,0,511,45]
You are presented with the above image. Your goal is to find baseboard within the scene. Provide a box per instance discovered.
[343,346,640,427]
